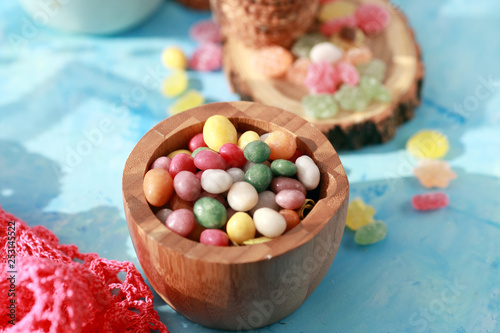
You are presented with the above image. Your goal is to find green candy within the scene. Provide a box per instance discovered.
[193,197,227,229]
[192,147,213,158]
[354,221,388,245]
[291,33,328,58]
[334,84,371,111]
[359,76,391,103]
[356,58,387,82]
[270,159,297,177]
[302,94,339,119]
[244,140,271,163]
[244,164,273,192]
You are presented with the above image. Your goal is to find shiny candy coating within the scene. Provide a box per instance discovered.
[406,130,449,159]
[167,149,191,159]
[227,181,259,212]
[173,171,201,202]
[354,221,387,245]
[201,169,233,194]
[169,153,196,177]
[244,164,273,193]
[237,131,260,150]
[200,229,229,246]
[279,209,300,232]
[151,156,171,171]
[270,159,297,177]
[193,197,227,229]
[191,147,213,158]
[253,208,287,238]
[143,168,174,207]
[249,190,279,216]
[264,131,297,161]
[226,212,256,244]
[219,143,246,168]
[194,149,227,170]
[188,133,208,152]
[226,167,245,183]
[270,177,307,196]
[161,47,187,70]
[275,190,306,210]
[295,155,321,191]
[411,192,449,211]
[203,115,237,152]
[244,140,271,163]
[345,198,376,231]
[165,209,196,237]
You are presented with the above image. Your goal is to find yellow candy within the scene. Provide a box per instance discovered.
[243,237,272,245]
[203,115,237,152]
[168,90,205,115]
[346,198,376,231]
[166,149,191,159]
[226,212,256,244]
[237,130,260,150]
[162,70,188,97]
[318,1,357,23]
[161,47,187,70]
[406,130,449,159]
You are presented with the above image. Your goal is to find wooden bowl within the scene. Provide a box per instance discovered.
[122,101,349,330]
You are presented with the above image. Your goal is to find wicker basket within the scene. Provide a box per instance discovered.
[177,0,210,10]
[210,0,319,48]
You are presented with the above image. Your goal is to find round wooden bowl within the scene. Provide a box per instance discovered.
[122,101,349,330]
[223,0,424,149]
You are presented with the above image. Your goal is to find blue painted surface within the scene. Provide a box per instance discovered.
[1,1,499,332]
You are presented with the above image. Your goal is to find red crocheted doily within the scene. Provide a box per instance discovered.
[0,206,169,333]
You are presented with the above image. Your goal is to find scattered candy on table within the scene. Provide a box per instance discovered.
[162,47,188,70]
[189,42,223,71]
[411,192,450,211]
[189,20,222,43]
[354,221,388,245]
[406,130,450,159]
[162,69,188,97]
[413,159,457,188]
[345,198,376,231]
[168,90,205,115]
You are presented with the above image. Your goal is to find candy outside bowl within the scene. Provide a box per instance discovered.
[122,101,349,330]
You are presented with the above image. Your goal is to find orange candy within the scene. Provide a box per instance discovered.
[252,46,294,78]
[143,169,174,207]
[344,46,373,66]
[286,58,311,86]
[279,209,300,232]
[265,130,297,160]
[169,193,194,211]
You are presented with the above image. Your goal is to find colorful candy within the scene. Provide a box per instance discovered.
[227,181,259,212]
[265,131,297,160]
[359,76,391,102]
[194,149,227,170]
[200,229,229,246]
[189,42,222,72]
[162,70,188,97]
[406,130,449,159]
[320,16,357,37]
[253,208,287,238]
[189,20,222,43]
[309,42,344,64]
[249,190,279,215]
[291,33,328,58]
[165,209,196,237]
[161,47,187,70]
[286,58,311,86]
[237,131,260,150]
[411,192,449,211]
[143,169,174,207]
[336,61,360,86]
[252,46,294,78]
[151,156,172,171]
[244,140,271,163]
[193,197,227,228]
[355,3,391,35]
[305,61,339,94]
[279,209,301,231]
[173,171,201,202]
[219,143,246,168]
[302,94,339,119]
[270,159,297,177]
[169,153,196,177]
[188,133,207,152]
[203,115,237,152]
[356,58,387,82]
[226,167,245,183]
[270,176,307,196]
[200,169,233,194]
[275,190,306,210]
[318,1,357,22]
[413,160,457,189]
[244,164,273,193]
[295,155,321,191]
[344,46,373,65]
[345,198,376,231]
[226,212,256,244]
[168,90,205,115]
[334,84,371,111]
[354,221,387,245]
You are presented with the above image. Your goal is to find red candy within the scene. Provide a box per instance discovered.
[173,171,201,202]
[194,149,227,170]
[288,149,303,163]
[200,229,229,246]
[151,156,171,171]
[305,62,339,94]
[336,61,360,86]
[219,143,246,168]
[169,153,196,177]
[411,192,449,211]
[355,3,391,35]
[189,133,208,152]
[189,20,222,43]
[189,42,222,72]
[320,16,357,37]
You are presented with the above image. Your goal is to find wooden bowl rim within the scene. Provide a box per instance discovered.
[122,101,349,264]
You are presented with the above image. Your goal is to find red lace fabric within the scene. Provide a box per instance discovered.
[0,207,169,333]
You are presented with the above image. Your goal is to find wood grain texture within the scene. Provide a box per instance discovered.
[176,0,210,10]
[222,0,424,150]
[122,101,349,330]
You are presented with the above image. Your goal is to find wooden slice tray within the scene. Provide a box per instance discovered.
[222,0,424,150]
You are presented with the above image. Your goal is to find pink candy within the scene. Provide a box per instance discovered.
[275,189,306,210]
[169,153,196,177]
[200,229,229,246]
[355,3,391,35]
[189,20,222,43]
[336,61,360,86]
[411,192,449,211]
[189,42,222,72]
[305,62,339,94]
[270,177,307,196]
[151,156,171,171]
[173,171,201,201]
[194,149,227,170]
[189,133,208,152]
[320,16,357,37]
[166,209,196,237]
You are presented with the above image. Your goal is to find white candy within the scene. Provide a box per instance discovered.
[253,208,287,238]
[242,160,270,173]
[249,190,279,216]
[309,42,343,64]
[260,132,271,141]
[295,155,320,191]
[226,167,245,183]
[201,169,233,194]
[227,181,259,211]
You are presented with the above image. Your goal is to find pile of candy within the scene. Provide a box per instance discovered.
[346,198,387,245]
[143,115,321,246]
[161,20,223,115]
[250,1,392,119]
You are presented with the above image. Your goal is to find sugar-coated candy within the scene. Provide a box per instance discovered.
[275,190,306,210]
[279,209,300,232]
[335,84,371,111]
[253,208,287,238]
[359,76,391,102]
[355,3,391,35]
[168,90,205,115]
[200,229,229,246]
[198,191,227,207]
[249,190,279,215]
[320,16,357,37]
[165,209,196,237]
[291,33,328,58]
[345,198,375,231]
[167,149,192,159]
[252,46,294,78]
[189,133,208,152]
[309,42,344,64]
[189,20,222,43]
[318,1,357,22]
[151,156,171,171]
[155,208,173,224]
[270,159,297,177]
[295,155,321,191]
[169,153,196,177]
[265,130,297,160]
[193,197,227,229]
[286,58,311,86]
[354,221,387,245]
[226,212,256,244]
[305,62,339,94]
[191,147,213,158]
[288,150,303,163]
[226,167,245,183]
[194,149,227,170]
[244,140,271,163]
[169,193,194,211]
[270,177,307,196]
[173,171,201,202]
[356,58,387,82]
[227,181,259,212]
[406,130,449,159]
[302,94,339,120]
[161,47,187,70]
[413,159,457,189]
[243,237,272,245]
[162,70,188,97]
[336,61,360,86]
[244,164,273,193]
[143,169,174,207]
[189,42,222,72]
[219,143,246,168]
[344,46,373,65]
[412,192,449,211]
[200,169,233,194]
[203,115,237,152]
[237,131,260,150]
